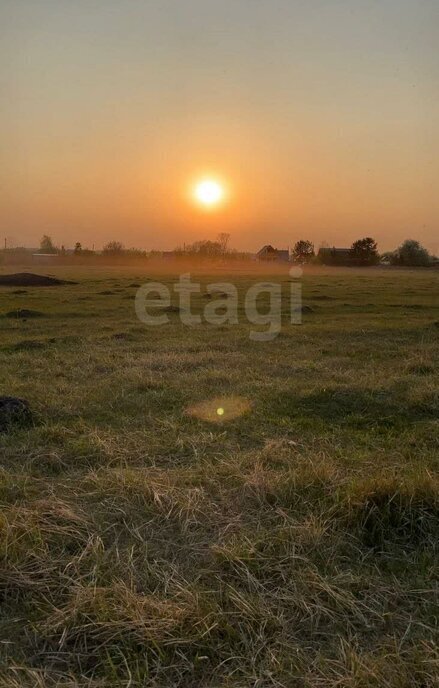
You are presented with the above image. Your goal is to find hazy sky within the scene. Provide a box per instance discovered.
[1,0,438,251]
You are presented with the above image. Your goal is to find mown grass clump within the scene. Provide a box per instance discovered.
[345,475,439,549]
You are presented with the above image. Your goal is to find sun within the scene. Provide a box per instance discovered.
[194,179,224,208]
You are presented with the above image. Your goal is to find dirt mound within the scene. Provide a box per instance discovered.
[0,273,76,287]
[0,396,32,432]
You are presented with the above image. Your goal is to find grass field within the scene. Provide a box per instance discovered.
[0,264,438,687]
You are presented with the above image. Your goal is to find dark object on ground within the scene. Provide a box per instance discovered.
[294,305,314,314]
[0,396,32,431]
[163,305,181,312]
[98,290,115,295]
[129,283,140,288]
[5,309,45,319]
[0,273,76,287]
[11,289,28,295]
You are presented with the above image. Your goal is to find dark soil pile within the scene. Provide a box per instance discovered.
[0,396,32,432]
[0,273,76,287]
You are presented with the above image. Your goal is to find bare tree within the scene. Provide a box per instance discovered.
[217,233,231,254]
[102,241,125,255]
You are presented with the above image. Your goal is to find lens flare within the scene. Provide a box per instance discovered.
[186,396,251,423]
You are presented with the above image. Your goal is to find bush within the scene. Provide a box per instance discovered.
[392,240,432,267]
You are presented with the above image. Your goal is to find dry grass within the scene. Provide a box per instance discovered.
[0,265,438,686]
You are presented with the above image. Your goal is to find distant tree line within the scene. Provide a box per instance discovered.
[291,237,436,267]
[33,237,147,258]
[1,234,436,268]
[173,234,250,260]
[100,241,147,257]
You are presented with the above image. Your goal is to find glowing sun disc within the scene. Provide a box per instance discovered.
[194,179,224,207]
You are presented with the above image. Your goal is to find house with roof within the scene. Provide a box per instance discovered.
[256,245,290,262]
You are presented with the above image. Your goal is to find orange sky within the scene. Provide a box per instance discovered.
[1,0,438,253]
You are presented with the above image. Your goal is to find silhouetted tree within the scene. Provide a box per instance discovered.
[74,242,82,255]
[179,240,223,257]
[292,240,315,263]
[392,239,431,266]
[39,235,57,254]
[102,241,125,255]
[217,233,231,254]
[350,237,379,266]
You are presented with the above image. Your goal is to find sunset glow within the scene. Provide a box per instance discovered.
[194,179,225,209]
[1,1,437,252]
